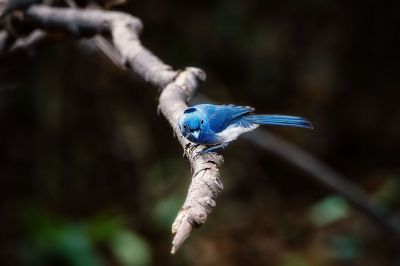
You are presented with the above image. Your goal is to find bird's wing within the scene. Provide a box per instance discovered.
[196,104,254,132]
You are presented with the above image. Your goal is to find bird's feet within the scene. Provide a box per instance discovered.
[183,143,201,157]
[197,143,229,155]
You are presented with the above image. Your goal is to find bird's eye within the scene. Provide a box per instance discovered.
[200,120,204,124]
[183,125,188,129]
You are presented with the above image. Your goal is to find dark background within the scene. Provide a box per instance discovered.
[1,0,400,265]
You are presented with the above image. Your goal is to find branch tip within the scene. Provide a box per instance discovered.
[171,219,193,254]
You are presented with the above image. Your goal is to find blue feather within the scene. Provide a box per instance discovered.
[244,115,313,129]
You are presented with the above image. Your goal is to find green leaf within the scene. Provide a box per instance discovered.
[309,195,350,226]
[110,230,151,266]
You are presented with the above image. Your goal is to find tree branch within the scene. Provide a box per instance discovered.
[159,71,224,253]
[8,28,46,52]
[21,4,224,253]
[0,0,41,17]
[0,29,14,53]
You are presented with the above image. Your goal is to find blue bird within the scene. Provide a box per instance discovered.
[178,104,312,154]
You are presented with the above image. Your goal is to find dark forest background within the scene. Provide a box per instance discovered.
[1,0,400,265]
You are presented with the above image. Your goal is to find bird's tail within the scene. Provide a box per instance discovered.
[245,115,313,129]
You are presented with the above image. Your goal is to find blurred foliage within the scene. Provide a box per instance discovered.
[328,235,363,261]
[281,253,309,266]
[309,195,350,226]
[373,177,400,210]
[21,206,151,266]
[1,0,400,265]
[110,229,151,266]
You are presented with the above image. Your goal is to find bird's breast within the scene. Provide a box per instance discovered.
[216,124,259,143]
[185,128,221,145]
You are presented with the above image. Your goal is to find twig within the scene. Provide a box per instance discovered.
[0,0,123,65]
[92,34,124,68]
[0,0,42,17]
[0,0,45,54]
[22,4,224,253]
[63,0,125,68]
[9,28,46,52]
[0,29,13,52]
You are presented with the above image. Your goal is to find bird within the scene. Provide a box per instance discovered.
[178,104,313,154]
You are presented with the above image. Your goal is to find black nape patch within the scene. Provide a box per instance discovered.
[184,107,197,114]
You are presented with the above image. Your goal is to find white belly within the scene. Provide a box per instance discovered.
[216,124,258,143]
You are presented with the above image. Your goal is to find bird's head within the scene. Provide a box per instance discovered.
[178,107,204,140]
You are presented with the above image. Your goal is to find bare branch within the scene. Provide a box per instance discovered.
[159,69,223,253]
[0,0,41,17]
[0,0,124,64]
[21,4,224,253]
[9,28,46,52]
[24,5,177,86]
[0,30,13,52]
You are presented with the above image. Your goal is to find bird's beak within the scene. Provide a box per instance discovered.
[192,130,200,139]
